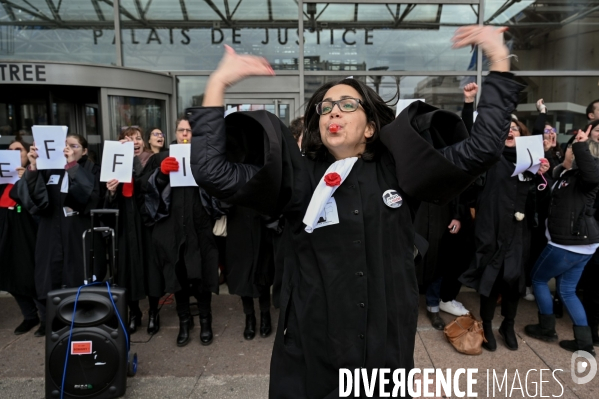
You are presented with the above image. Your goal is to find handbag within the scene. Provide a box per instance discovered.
[443,313,486,355]
[213,215,227,237]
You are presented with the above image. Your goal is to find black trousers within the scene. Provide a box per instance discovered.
[480,275,520,323]
[12,293,44,321]
[241,286,271,315]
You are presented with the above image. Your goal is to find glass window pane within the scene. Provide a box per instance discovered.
[0,1,116,65]
[108,96,166,142]
[122,28,299,70]
[304,75,469,115]
[506,76,596,136]
[177,76,209,115]
[303,3,478,72]
[484,1,599,70]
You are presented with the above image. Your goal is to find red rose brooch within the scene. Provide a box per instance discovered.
[324,172,342,187]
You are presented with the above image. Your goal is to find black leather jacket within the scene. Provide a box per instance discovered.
[548,142,599,245]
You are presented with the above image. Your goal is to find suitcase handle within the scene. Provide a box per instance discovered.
[82,209,119,285]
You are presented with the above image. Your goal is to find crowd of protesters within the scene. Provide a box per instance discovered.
[1,89,599,362]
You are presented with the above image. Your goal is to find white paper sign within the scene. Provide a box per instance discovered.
[396,99,425,117]
[100,141,134,182]
[169,144,198,187]
[0,150,21,184]
[32,125,68,170]
[512,135,544,177]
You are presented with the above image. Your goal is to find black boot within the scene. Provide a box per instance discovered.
[591,324,599,347]
[199,313,213,346]
[498,319,518,350]
[482,321,496,351]
[129,311,142,334]
[14,318,40,335]
[260,311,272,338]
[559,325,596,356]
[244,313,256,340]
[427,311,445,331]
[147,310,160,335]
[176,314,194,347]
[525,313,558,342]
[34,323,46,337]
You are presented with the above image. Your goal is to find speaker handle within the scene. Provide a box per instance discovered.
[87,209,120,285]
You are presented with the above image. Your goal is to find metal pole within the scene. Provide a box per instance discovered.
[299,0,305,114]
[113,0,123,66]
[476,0,484,105]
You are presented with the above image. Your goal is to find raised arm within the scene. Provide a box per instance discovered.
[188,46,293,215]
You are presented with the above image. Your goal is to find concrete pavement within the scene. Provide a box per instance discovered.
[1,289,598,398]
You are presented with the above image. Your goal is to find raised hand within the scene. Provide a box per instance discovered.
[536,99,547,113]
[63,143,76,163]
[27,142,39,170]
[463,82,479,103]
[160,157,179,174]
[576,125,591,143]
[203,45,275,107]
[107,179,119,194]
[452,25,510,71]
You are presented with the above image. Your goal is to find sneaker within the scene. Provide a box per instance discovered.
[524,286,535,301]
[439,300,469,316]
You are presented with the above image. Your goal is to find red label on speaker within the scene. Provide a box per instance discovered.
[71,341,92,355]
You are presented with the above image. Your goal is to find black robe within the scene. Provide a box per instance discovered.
[188,72,524,398]
[142,151,219,294]
[17,156,103,299]
[225,205,275,297]
[103,158,148,302]
[460,151,538,297]
[0,182,38,296]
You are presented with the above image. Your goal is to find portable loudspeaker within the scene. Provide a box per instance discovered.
[45,285,129,399]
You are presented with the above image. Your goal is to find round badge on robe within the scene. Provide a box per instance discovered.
[382,190,403,208]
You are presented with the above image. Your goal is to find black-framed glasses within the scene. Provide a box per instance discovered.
[316,98,364,115]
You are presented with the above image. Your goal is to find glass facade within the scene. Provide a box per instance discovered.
[1,0,598,129]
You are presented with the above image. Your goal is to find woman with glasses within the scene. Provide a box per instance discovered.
[461,118,549,352]
[142,118,219,347]
[17,134,103,337]
[187,25,524,398]
[146,128,166,154]
[0,140,42,336]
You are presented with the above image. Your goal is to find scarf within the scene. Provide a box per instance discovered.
[303,157,358,233]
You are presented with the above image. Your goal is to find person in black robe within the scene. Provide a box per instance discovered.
[17,134,103,337]
[460,120,549,352]
[104,127,162,334]
[142,119,219,347]
[188,27,524,398]
[0,140,41,335]
[226,205,275,339]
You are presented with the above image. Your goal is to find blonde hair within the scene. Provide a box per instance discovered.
[588,140,599,159]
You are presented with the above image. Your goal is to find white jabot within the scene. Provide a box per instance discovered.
[303,157,358,233]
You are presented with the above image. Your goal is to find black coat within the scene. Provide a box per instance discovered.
[103,159,148,302]
[188,72,524,398]
[225,205,275,297]
[0,182,38,296]
[17,156,103,299]
[547,142,599,245]
[460,152,538,297]
[142,151,219,294]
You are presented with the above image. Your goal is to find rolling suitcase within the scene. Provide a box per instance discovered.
[45,209,137,399]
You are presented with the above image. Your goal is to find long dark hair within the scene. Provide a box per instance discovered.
[302,78,396,161]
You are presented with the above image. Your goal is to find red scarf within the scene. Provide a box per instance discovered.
[0,184,17,208]
[122,182,134,198]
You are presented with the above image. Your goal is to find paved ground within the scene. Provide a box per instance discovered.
[1,289,598,398]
